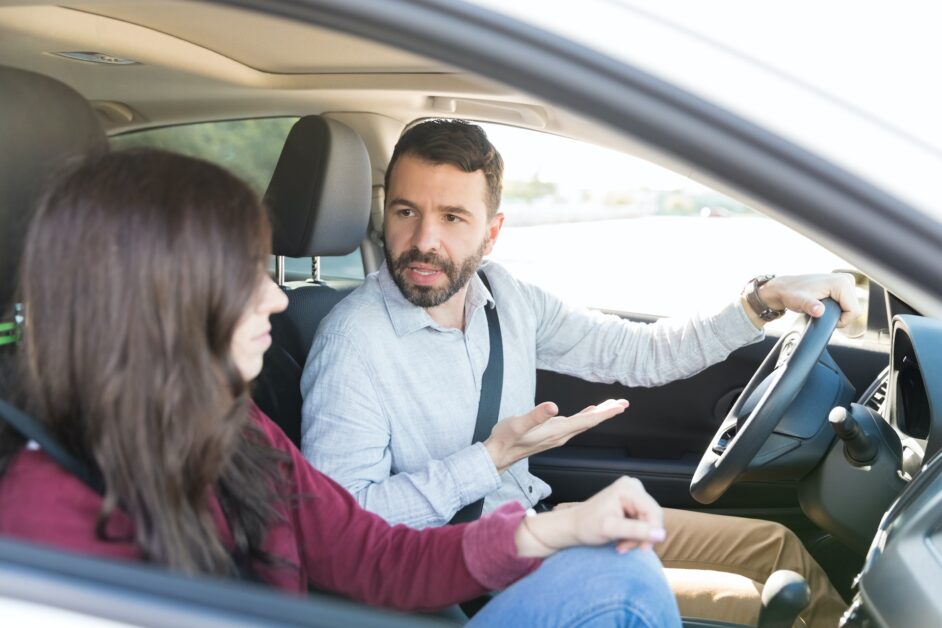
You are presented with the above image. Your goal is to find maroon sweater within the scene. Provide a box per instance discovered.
[0,407,540,611]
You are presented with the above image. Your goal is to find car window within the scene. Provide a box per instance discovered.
[110,119,365,282]
[481,123,857,331]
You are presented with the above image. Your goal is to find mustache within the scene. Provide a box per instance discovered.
[392,248,457,277]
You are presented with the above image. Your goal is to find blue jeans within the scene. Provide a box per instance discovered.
[469,545,681,627]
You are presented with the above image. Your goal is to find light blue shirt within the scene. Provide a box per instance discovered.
[300,260,762,529]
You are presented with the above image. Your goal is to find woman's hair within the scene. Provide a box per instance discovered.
[9,148,284,576]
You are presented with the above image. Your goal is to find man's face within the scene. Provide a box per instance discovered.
[383,154,503,308]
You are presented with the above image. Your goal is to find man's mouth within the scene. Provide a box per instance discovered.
[406,264,444,284]
[387,245,480,308]
[410,265,440,276]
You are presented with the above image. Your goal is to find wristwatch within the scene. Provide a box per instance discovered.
[744,275,786,321]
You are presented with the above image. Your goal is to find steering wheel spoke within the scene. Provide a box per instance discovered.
[710,416,740,455]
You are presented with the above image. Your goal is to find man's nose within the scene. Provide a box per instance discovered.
[410,215,441,252]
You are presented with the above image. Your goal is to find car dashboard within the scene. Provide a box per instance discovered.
[843,314,942,626]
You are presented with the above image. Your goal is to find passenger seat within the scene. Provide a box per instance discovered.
[252,116,372,446]
[0,65,107,396]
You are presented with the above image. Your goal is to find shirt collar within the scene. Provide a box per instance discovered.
[378,261,495,337]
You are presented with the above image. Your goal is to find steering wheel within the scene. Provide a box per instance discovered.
[689,298,842,504]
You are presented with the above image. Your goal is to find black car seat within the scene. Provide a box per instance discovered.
[252,116,372,446]
[0,65,107,396]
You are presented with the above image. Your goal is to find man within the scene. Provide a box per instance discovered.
[301,120,856,625]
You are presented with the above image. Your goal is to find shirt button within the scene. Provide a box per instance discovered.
[528,485,533,494]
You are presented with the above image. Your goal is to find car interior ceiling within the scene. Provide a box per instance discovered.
[0,3,693,195]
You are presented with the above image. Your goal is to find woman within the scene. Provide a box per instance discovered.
[0,149,680,626]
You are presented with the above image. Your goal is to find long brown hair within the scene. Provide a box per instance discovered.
[10,148,284,576]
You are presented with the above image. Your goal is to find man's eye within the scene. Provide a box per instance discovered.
[445,214,463,223]
[396,208,415,217]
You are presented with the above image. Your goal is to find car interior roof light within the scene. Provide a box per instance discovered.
[52,51,139,65]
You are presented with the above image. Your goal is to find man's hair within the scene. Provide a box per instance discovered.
[8,148,284,577]
[385,119,504,217]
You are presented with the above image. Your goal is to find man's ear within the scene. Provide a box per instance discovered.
[483,212,505,255]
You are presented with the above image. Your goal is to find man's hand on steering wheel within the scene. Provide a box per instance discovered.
[741,273,861,329]
[691,294,853,505]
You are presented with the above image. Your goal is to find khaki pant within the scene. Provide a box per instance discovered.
[657,508,847,627]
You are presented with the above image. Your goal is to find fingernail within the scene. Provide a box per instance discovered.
[648,527,666,543]
[616,546,628,554]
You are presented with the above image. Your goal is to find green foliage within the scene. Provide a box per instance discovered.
[110,117,298,195]
[602,190,636,206]
[503,175,558,203]
[110,117,365,281]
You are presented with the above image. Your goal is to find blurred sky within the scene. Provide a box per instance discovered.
[483,122,703,194]
[471,0,942,153]
[467,0,942,220]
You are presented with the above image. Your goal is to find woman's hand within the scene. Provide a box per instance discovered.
[514,476,665,558]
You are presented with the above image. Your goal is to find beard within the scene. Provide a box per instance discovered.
[385,240,487,308]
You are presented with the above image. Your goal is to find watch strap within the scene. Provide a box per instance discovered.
[745,275,785,321]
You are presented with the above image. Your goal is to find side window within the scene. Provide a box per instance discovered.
[110,118,365,282]
[480,123,855,331]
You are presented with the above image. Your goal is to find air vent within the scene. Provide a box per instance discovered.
[865,376,889,413]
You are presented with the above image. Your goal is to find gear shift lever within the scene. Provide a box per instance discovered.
[829,406,877,464]
[757,570,810,628]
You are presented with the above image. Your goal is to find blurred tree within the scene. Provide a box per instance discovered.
[111,118,298,195]
[503,175,557,204]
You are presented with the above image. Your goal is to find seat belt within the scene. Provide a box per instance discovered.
[0,398,104,494]
[0,397,261,581]
[449,269,503,524]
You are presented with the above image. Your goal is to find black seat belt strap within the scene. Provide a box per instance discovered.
[449,269,503,524]
[0,397,262,581]
[0,398,104,494]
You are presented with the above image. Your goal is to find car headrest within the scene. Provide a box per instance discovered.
[0,65,107,313]
[264,116,372,258]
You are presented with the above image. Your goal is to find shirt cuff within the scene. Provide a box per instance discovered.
[443,442,502,508]
[462,502,542,590]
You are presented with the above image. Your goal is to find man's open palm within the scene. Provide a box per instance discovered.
[484,399,628,472]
